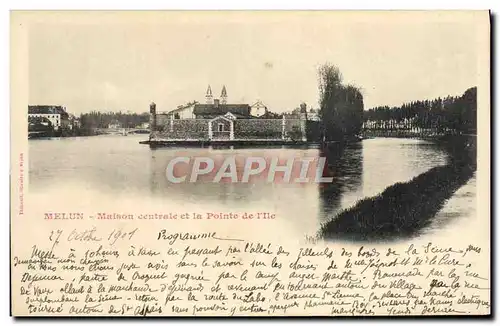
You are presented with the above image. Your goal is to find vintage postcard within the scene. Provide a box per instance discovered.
[10,11,490,317]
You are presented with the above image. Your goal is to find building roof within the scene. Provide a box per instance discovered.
[28,105,68,117]
[250,100,267,108]
[167,106,190,115]
[193,103,251,117]
[166,101,198,115]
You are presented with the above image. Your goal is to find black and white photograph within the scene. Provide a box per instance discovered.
[11,10,491,317]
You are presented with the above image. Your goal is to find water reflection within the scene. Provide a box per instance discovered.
[29,135,465,238]
[148,146,325,207]
[318,142,363,218]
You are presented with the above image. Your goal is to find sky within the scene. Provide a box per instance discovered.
[27,11,484,114]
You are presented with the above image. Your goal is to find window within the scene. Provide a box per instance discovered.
[218,123,224,132]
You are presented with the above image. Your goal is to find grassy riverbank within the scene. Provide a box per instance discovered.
[320,136,476,241]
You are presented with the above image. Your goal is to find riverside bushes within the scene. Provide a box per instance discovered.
[320,136,476,241]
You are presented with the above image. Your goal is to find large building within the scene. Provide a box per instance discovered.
[165,86,268,119]
[28,105,70,131]
[150,86,307,142]
[194,85,252,119]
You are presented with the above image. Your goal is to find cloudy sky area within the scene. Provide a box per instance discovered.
[28,11,481,114]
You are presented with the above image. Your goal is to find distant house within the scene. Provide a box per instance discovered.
[108,120,122,129]
[73,117,81,128]
[250,100,267,117]
[67,114,82,130]
[137,122,150,129]
[165,101,199,119]
[28,105,70,131]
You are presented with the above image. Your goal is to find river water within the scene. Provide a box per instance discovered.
[28,135,476,240]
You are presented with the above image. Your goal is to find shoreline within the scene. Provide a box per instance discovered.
[140,139,316,148]
[319,136,477,242]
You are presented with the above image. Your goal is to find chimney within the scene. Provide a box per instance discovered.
[214,99,220,108]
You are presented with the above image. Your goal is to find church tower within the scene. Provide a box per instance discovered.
[206,85,213,104]
[221,85,227,104]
